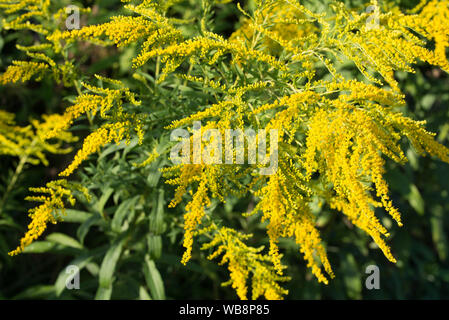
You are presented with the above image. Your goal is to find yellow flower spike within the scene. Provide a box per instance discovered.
[0,61,49,84]
[0,110,76,165]
[201,225,290,300]
[133,148,160,167]
[0,0,88,85]
[59,121,131,177]
[181,178,210,265]
[8,180,76,256]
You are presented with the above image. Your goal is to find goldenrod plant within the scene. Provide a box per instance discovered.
[0,111,76,215]
[1,0,449,300]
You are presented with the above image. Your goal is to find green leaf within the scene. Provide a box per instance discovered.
[139,286,152,300]
[0,217,22,230]
[385,168,411,195]
[421,94,436,110]
[147,234,162,260]
[341,253,362,299]
[12,285,55,299]
[143,255,165,300]
[77,215,103,244]
[86,262,101,277]
[23,241,57,253]
[406,148,419,171]
[63,209,92,223]
[99,139,138,160]
[437,123,449,142]
[46,233,84,250]
[94,187,114,215]
[55,255,94,296]
[408,184,425,215]
[150,189,165,234]
[95,238,125,300]
[430,205,448,261]
[111,196,140,233]
[147,164,162,187]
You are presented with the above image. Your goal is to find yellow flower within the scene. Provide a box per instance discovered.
[60,121,131,177]
[181,178,211,265]
[8,180,76,256]
[0,61,49,84]
[201,224,290,300]
[0,110,77,165]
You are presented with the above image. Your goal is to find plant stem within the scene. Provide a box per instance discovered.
[155,55,161,91]
[0,139,37,217]
[74,79,95,128]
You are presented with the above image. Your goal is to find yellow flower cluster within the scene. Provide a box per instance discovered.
[201,224,290,300]
[133,147,160,168]
[181,178,211,264]
[402,0,449,72]
[162,0,449,290]
[8,180,76,256]
[0,110,77,165]
[0,61,49,84]
[61,3,183,73]
[46,76,142,140]
[135,36,287,82]
[179,74,227,91]
[162,124,253,266]
[328,1,449,91]
[231,0,449,91]
[59,121,132,177]
[0,0,85,85]
[230,1,318,56]
[63,15,175,48]
[304,108,400,262]
[0,0,50,35]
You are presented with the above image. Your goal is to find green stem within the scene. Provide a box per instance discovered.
[73,79,95,128]
[155,55,161,91]
[0,139,37,216]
